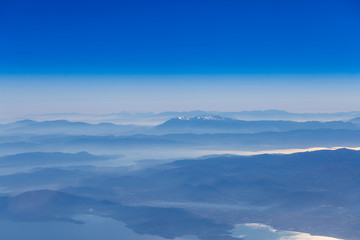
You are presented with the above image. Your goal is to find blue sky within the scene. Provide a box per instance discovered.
[1,0,360,117]
[1,0,359,74]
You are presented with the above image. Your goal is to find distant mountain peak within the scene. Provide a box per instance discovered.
[176,115,227,121]
[14,119,37,124]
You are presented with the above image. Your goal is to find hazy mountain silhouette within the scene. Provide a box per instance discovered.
[2,129,360,157]
[0,152,110,167]
[0,190,236,240]
[13,110,360,123]
[1,116,359,136]
[0,119,149,135]
[1,149,360,239]
[60,149,360,240]
[156,116,358,133]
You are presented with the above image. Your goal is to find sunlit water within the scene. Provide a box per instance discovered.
[232,223,343,240]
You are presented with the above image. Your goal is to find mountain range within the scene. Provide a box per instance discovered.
[7,110,360,124]
[1,115,360,136]
[0,149,359,239]
[1,129,360,157]
[156,116,358,133]
[0,189,236,240]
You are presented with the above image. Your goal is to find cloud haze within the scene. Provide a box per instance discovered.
[1,74,360,119]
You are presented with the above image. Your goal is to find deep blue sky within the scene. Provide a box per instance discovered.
[1,0,360,118]
[1,0,360,74]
